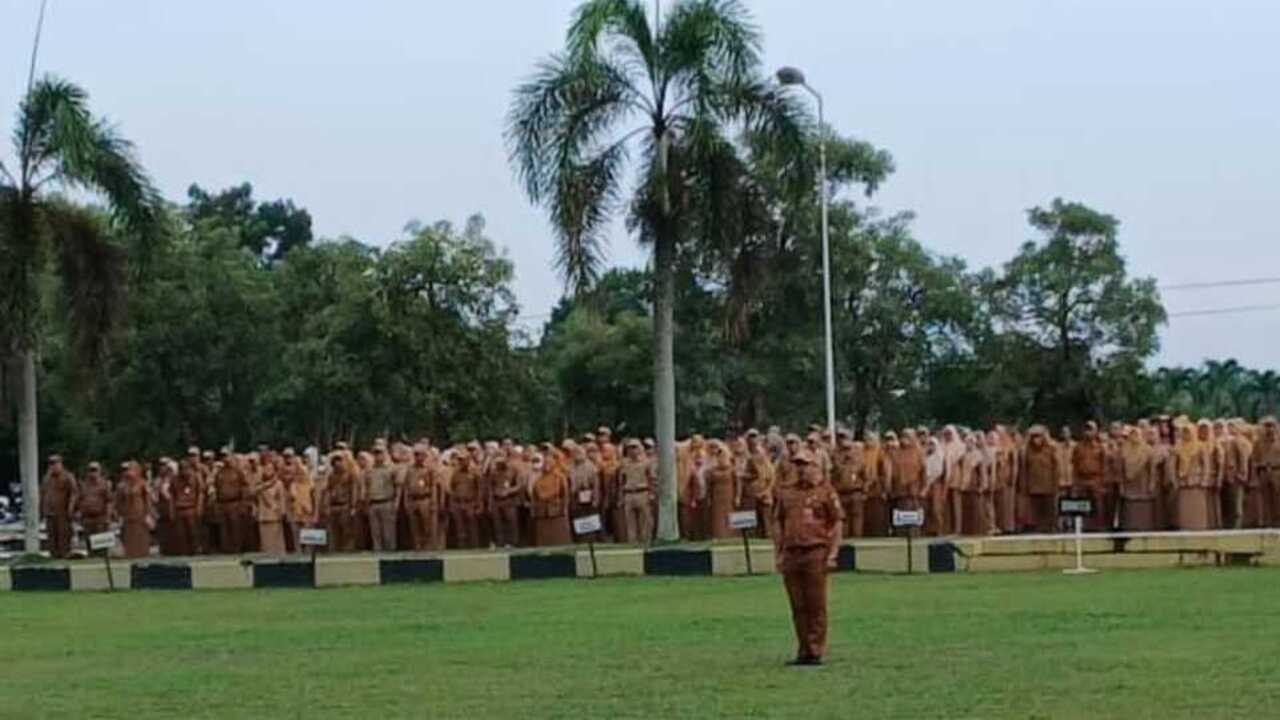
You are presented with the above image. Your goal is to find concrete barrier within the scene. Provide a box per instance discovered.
[710,544,776,576]
[443,553,510,583]
[315,556,379,587]
[190,560,252,590]
[575,548,644,578]
[70,561,131,591]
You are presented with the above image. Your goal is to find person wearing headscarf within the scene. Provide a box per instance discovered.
[1197,420,1224,529]
[862,432,892,537]
[920,437,948,536]
[116,461,153,558]
[1071,422,1108,531]
[1143,424,1175,530]
[1252,417,1280,528]
[990,428,1018,534]
[1118,425,1157,531]
[706,440,737,539]
[1173,422,1211,530]
[940,426,966,536]
[1021,426,1060,534]
[890,430,925,521]
[255,455,287,555]
[958,432,988,535]
[677,435,707,541]
[831,432,865,538]
[530,446,572,546]
[283,448,318,552]
[739,430,776,539]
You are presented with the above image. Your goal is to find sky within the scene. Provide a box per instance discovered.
[2,0,1277,367]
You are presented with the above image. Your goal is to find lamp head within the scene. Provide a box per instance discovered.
[776,66,806,86]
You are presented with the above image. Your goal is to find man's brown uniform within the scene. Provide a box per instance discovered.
[41,463,78,558]
[773,451,843,665]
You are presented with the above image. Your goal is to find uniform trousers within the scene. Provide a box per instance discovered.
[781,545,830,660]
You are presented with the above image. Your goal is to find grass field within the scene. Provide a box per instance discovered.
[4,568,1279,719]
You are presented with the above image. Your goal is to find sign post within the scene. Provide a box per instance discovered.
[573,514,603,578]
[87,530,118,592]
[729,511,759,575]
[1058,497,1097,575]
[299,527,329,575]
[892,509,925,574]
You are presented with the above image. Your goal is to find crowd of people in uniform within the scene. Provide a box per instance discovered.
[34,414,1280,560]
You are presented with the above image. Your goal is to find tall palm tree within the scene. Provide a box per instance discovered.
[1,77,161,552]
[1245,369,1280,418]
[507,0,805,539]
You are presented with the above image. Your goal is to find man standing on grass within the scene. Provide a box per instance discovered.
[773,450,843,667]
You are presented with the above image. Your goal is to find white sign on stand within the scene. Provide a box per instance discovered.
[892,509,925,528]
[299,528,329,547]
[88,531,117,551]
[573,514,602,535]
[729,511,758,530]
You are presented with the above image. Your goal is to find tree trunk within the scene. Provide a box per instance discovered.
[652,128,679,542]
[18,348,40,553]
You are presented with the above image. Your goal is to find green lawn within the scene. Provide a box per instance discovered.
[4,568,1279,719]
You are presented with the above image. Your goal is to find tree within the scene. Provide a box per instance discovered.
[987,199,1166,425]
[187,182,313,262]
[507,0,804,540]
[1,77,162,551]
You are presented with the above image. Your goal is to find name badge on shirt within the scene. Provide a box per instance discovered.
[578,489,593,504]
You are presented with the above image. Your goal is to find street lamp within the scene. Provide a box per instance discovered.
[776,66,836,444]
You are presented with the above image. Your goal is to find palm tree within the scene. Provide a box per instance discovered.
[1245,369,1280,418]
[507,0,805,539]
[1,77,161,552]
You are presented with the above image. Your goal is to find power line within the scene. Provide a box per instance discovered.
[1168,303,1280,318]
[1161,277,1280,291]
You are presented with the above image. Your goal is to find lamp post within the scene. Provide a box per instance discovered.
[777,66,836,444]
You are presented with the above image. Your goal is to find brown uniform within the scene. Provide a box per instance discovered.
[706,459,736,539]
[530,467,572,546]
[1252,434,1280,528]
[1071,439,1107,531]
[737,449,775,539]
[831,445,865,538]
[256,477,287,555]
[169,464,204,555]
[116,476,152,558]
[619,458,655,545]
[41,468,78,558]
[448,463,484,549]
[1118,437,1156,531]
[401,461,443,551]
[773,453,843,664]
[889,441,924,519]
[77,475,113,538]
[1022,436,1059,534]
[567,457,603,541]
[365,463,400,551]
[324,464,359,552]
[214,463,252,554]
[489,459,525,548]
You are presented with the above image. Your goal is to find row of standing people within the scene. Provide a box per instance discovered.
[36,416,1280,558]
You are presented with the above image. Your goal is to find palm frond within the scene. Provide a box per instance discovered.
[46,202,127,387]
[658,0,760,106]
[507,54,641,204]
[549,139,628,293]
[567,0,656,79]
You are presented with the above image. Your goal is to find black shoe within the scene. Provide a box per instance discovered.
[786,656,821,667]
